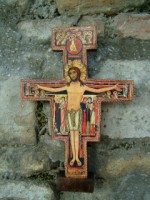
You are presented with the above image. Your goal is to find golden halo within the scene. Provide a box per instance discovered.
[64,60,87,83]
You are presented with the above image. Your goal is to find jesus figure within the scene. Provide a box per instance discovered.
[37,63,121,167]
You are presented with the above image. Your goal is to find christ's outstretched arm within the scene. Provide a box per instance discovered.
[84,85,122,93]
[37,85,67,93]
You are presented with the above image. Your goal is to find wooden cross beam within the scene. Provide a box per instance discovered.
[21,26,133,181]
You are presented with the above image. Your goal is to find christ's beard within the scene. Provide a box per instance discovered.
[70,77,78,82]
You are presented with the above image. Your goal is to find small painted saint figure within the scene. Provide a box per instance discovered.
[80,97,88,134]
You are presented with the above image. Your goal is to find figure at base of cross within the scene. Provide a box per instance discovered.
[36,62,122,167]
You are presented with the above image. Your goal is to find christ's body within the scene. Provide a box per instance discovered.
[37,67,121,167]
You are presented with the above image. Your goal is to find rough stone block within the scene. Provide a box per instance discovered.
[101,154,150,177]
[115,173,150,200]
[92,138,150,178]
[93,60,150,138]
[0,76,36,145]
[0,180,56,200]
[115,14,150,40]
[56,0,147,15]
[29,0,57,19]
[0,145,52,178]
[40,134,65,162]
[0,0,31,18]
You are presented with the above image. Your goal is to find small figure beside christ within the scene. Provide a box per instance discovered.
[54,95,98,136]
[54,96,67,134]
[36,60,122,168]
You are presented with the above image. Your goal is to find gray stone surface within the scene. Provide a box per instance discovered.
[0,145,52,178]
[60,173,150,200]
[93,60,150,138]
[115,173,150,200]
[0,180,56,200]
[93,138,150,179]
[56,0,147,15]
[0,76,36,145]
[40,134,65,162]
[0,0,57,20]
[17,16,79,43]
[115,14,150,40]
[0,0,30,7]
[29,0,57,19]
[0,140,64,180]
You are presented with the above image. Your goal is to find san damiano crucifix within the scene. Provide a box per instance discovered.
[21,26,133,180]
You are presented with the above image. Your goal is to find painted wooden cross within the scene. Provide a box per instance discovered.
[21,26,133,179]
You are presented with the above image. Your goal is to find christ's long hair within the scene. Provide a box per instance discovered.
[67,67,84,86]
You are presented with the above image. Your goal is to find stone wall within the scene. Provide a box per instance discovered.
[0,0,150,199]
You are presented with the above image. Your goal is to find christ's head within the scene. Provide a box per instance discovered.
[68,67,83,85]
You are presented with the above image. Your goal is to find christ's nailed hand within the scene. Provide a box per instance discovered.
[115,85,122,92]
